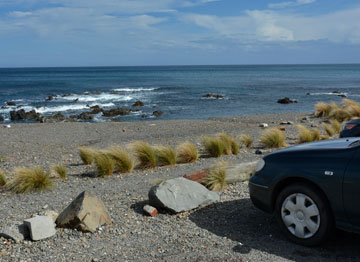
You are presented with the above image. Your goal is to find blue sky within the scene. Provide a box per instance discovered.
[0,0,360,67]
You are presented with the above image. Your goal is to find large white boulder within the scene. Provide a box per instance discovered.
[24,216,56,241]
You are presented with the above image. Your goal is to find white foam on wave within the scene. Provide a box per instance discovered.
[112,87,158,92]
[58,93,132,102]
[35,102,115,113]
[308,92,348,96]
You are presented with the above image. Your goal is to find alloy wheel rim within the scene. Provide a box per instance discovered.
[281,193,320,239]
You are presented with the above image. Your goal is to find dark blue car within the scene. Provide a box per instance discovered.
[249,138,360,246]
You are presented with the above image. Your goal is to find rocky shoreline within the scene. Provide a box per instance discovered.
[1,112,360,261]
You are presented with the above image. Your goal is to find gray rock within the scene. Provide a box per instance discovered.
[56,191,112,232]
[148,177,220,213]
[0,221,29,243]
[24,216,56,241]
[225,162,257,183]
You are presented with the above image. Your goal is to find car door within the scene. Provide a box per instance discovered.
[343,147,360,227]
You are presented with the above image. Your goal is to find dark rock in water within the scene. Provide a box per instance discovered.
[152,110,163,117]
[1,106,8,109]
[7,101,16,106]
[45,95,53,101]
[338,94,347,98]
[332,91,340,94]
[110,91,123,95]
[102,108,134,117]
[132,100,144,107]
[10,109,40,121]
[70,112,93,120]
[141,114,147,118]
[73,98,79,102]
[0,115,4,122]
[202,93,224,99]
[306,92,311,95]
[62,94,70,97]
[16,105,22,108]
[39,112,66,123]
[89,105,103,114]
[277,97,295,104]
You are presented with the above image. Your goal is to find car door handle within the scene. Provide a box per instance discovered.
[324,171,334,176]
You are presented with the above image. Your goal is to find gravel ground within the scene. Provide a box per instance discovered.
[1,112,360,262]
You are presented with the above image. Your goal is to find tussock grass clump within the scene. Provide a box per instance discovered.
[176,142,198,163]
[94,152,115,178]
[230,138,239,155]
[203,136,225,157]
[6,167,53,193]
[261,128,287,148]
[0,171,6,186]
[78,147,96,165]
[130,141,157,168]
[343,99,360,107]
[329,108,351,122]
[297,125,321,143]
[315,102,332,117]
[218,133,233,155]
[53,164,67,180]
[329,119,342,134]
[322,123,335,137]
[106,146,134,173]
[239,134,253,148]
[321,134,330,140]
[155,146,177,166]
[202,162,228,192]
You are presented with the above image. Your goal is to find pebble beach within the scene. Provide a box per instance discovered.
[1,112,360,262]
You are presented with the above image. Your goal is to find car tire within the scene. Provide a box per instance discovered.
[275,183,334,246]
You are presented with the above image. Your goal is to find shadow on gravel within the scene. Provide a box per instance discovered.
[189,198,360,261]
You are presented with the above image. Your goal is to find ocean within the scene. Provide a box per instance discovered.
[0,64,360,123]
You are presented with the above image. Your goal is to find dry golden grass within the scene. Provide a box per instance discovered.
[218,133,233,155]
[202,162,228,192]
[130,141,157,168]
[176,142,198,163]
[297,125,321,143]
[329,119,342,134]
[78,147,96,165]
[6,167,53,193]
[106,146,134,173]
[0,170,6,186]
[321,134,330,140]
[260,128,287,148]
[53,164,67,180]
[343,99,360,107]
[345,105,360,118]
[155,145,177,166]
[314,102,332,117]
[329,108,351,122]
[94,152,115,178]
[322,123,335,137]
[239,134,253,148]
[230,138,239,155]
[203,136,225,157]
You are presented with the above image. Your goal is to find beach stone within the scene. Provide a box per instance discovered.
[0,221,29,243]
[132,100,144,107]
[277,97,294,104]
[255,149,263,155]
[152,110,164,117]
[44,210,59,222]
[148,177,220,213]
[143,205,158,217]
[10,109,40,121]
[259,123,268,128]
[202,93,224,99]
[24,216,56,241]
[184,169,209,183]
[56,191,112,232]
[102,108,134,117]
[225,162,257,183]
[6,101,16,106]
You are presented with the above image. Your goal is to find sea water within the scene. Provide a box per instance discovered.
[0,64,359,122]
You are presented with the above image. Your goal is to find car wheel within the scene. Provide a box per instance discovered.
[275,183,333,246]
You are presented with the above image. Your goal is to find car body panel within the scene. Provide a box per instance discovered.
[249,138,360,232]
[340,119,360,138]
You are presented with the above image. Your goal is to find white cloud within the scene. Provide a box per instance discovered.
[269,0,315,9]
[181,7,360,44]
